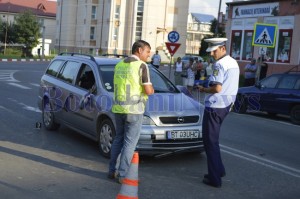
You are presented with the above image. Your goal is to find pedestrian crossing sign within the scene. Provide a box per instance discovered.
[252,23,277,48]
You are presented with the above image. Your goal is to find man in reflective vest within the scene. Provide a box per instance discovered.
[108,40,154,183]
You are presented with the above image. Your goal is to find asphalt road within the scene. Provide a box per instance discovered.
[0,62,299,199]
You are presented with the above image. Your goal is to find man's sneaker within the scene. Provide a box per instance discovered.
[117,176,124,184]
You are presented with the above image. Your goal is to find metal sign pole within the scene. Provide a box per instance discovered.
[169,55,173,79]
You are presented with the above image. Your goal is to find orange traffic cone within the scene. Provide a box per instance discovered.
[116,152,139,199]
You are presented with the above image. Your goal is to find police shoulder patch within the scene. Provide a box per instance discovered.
[213,69,219,76]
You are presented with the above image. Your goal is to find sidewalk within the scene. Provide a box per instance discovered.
[0,58,52,62]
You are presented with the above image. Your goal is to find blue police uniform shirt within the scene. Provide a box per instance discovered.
[205,55,240,108]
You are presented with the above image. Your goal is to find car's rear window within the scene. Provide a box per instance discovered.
[46,60,64,77]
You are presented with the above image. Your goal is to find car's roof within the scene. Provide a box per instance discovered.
[55,53,122,66]
[94,56,122,65]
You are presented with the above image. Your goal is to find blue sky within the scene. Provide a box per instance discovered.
[189,0,232,17]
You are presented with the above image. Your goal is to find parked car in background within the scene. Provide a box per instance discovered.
[38,53,204,158]
[233,66,300,124]
[181,55,204,66]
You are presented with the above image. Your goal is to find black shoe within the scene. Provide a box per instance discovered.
[202,178,221,188]
[107,172,116,179]
[204,173,226,179]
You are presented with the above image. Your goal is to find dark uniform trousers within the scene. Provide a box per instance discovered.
[202,105,231,185]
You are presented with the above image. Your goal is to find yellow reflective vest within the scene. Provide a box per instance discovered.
[112,60,148,114]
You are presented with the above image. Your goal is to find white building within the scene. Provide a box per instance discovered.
[56,0,189,59]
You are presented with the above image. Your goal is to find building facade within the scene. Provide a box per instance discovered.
[0,0,56,56]
[226,0,300,74]
[56,0,189,58]
[186,13,214,55]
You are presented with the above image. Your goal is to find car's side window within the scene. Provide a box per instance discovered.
[76,64,97,93]
[261,75,280,88]
[46,60,64,77]
[294,78,300,90]
[278,76,298,89]
[57,61,81,84]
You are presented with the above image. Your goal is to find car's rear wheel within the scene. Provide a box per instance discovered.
[98,119,115,158]
[42,100,60,130]
[290,105,300,125]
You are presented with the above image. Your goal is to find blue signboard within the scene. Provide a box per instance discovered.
[252,23,277,48]
[168,31,180,43]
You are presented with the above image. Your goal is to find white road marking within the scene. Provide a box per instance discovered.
[221,144,300,178]
[30,83,40,87]
[7,82,31,90]
[0,70,19,82]
[18,102,41,113]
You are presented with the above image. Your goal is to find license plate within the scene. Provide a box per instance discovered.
[166,130,200,140]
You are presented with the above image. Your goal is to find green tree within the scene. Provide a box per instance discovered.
[14,10,41,57]
[0,21,17,44]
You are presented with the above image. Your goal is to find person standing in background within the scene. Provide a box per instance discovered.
[151,50,161,69]
[197,38,240,188]
[174,57,184,85]
[244,58,257,86]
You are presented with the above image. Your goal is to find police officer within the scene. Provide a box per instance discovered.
[197,38,240,188]
[108,40,154,183]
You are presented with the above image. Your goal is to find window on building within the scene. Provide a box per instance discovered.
[242,30,254,60]
[230,30,242,60]
[115,5,120,19]
[91,6,97,19]
[135,0,144,41]
[276,29,292,63]
[90,27,95,40]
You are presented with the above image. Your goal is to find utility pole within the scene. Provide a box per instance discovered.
[42,26,45,58]
[4,0,10,55]
[215,0,222,37]
[58,0,63,53]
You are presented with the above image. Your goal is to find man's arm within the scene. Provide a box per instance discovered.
[144,84,154,95]
[141,63,154,95]
[198,84,222,93]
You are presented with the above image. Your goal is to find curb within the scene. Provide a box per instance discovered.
[0,58,52,62]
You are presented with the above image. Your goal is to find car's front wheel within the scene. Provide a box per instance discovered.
[42,100,60,130]
[290,105,300,125]
[98,119,115,158]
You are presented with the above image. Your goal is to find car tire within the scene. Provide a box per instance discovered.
[98,119,115,158]
[267,112,277,117]
[42,100,60,130]
[290,105,300,125]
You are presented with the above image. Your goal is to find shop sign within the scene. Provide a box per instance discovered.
[232,3,279,18]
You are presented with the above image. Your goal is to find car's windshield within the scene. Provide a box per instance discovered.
[98,65,179,93]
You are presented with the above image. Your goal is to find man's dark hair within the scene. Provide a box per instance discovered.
[132,40,151,54]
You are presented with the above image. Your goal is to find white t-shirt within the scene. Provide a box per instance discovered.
[175,62,183,72]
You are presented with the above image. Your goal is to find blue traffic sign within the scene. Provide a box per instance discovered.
[168,31,180,43]
[252,23,277,48]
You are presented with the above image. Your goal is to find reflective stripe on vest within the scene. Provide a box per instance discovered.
[112,60,148,114]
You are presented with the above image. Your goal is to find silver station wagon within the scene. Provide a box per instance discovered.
[38,53,204,158]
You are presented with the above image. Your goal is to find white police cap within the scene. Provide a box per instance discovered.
[204,38,228,52]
